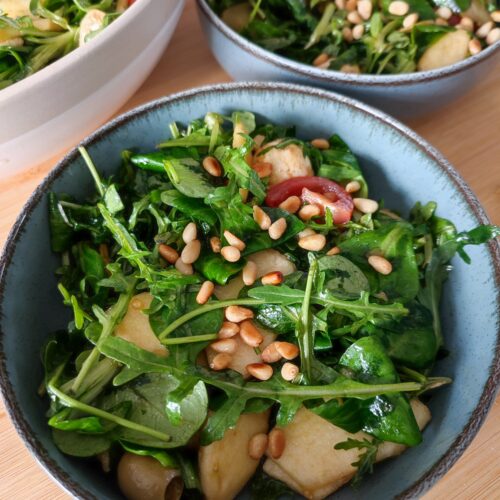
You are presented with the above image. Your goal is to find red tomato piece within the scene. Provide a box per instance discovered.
[265,176,353,224]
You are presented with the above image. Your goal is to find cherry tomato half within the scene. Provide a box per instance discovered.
[265,176,353,225]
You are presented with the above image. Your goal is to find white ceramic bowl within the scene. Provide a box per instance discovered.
[0,0,185,178]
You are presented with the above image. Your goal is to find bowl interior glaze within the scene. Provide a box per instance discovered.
[0,83,499,500]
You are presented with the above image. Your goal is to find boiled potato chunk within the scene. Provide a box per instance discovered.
[417,30,470,72]
[199,411,270,500]
[257,139,313,186]
[206,323,276,378]
[264,399,431,499]
[114,292,168,357]
[0,0,30,18]
[464,0,490,25]
[214,249,296,301]
[222,3,252,33]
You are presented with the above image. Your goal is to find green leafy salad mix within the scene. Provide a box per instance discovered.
[0,0,131,90]
[210,0,500,75]
[43,110,499,499]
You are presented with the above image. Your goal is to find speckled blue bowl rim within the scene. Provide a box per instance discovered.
[0,82,499,500]
[196,0,500,87]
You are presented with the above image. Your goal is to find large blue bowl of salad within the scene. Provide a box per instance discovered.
[0,82,499,500]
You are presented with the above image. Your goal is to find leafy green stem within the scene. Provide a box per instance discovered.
[79,146,104,197]
[71,286,135,394]
[297,258,318,383]
[162,333,218,345]
[48,379,171,443]
[158,299,263,341]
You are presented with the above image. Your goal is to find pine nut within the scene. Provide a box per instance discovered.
[281,362,299,381]
[196,281,215,305]
[210,236,221,253]
[261,343,282,363]
[175,258,193,275]
[335,0,346,9]
[326,246,341,256]
[253,205,272,230]
[486,27,500,45]
[243,261,258,286]
[267,428,286,459]
[476,21,493,38]
[492,10,500,23]
[298,234,327,251]
[298,204,321,220]
[248,433,268,460]
[345,180,361,193]
[182,222,197,244]
[311,138,330,150]
[435,6,451,19]
[239,188,249,203]
[313,53,329,67]
[403,12,419,29]
[247,363,273,381]
[221,245,241,262]
[342,26,354,42]
[368,255,393,275]
[459,16,474,32]
[469,38,482,55]
[224,230,246,251]
[261,271,284,286]
[388,1,409,16]
[274,341,300,360]
[352,24,365,40]
[279,195,301,214]
[353,197,379,214]
[357,0,372,20]
[346,0,357,11]
[435,18,447,26]
[202,156,222,177]
[210,353,232,371]
[181,239,201,264]
[347,11,362,24]
[253,161,273,178]
[268,217,287,240]
[379,208,402,220]
[225,306,254,323]
[158,244,179,264]
[240,320,264,347]
[298,228,316,239]
[218,321,240,339]
[210,338,237,354]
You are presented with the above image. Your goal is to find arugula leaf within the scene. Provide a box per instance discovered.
[334,437,380,486]
[164,158,214,198]
[161,190,218,225]
[120,441,178,468]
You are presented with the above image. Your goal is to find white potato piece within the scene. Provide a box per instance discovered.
[214,249,296,301]
[199,411,270,500]
[0,0,30,18]
[464,0,490,25]
[206,323,276,378]
[417,30,470,72]
[222,3,252,33]
[114,292,168,357]
[79,9,106,46]
[264,399,431,499]
[257,140,313,186]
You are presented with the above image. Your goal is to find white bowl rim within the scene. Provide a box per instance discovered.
[197,0,500,87]
[0,0,153,101]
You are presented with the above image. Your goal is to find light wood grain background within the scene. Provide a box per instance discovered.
[0,1,499,499]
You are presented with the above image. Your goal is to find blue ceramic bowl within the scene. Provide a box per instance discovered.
[0,83,499,499]
[196,0,500,119]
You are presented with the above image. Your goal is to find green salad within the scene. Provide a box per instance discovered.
[0,0,132,90]
[44,111,499,500]
[210,0,500,74]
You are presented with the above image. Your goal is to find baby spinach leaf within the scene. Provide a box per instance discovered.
[161,190,217,225]
[52,428,112,457]
[195,253,245,285]
[164,159,214,198]
[318,255,369,298]
[101,373,208,448]
[49,408,105,433]
[339,221,419,302]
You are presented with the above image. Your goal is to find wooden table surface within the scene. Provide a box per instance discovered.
[0,1,499,499]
